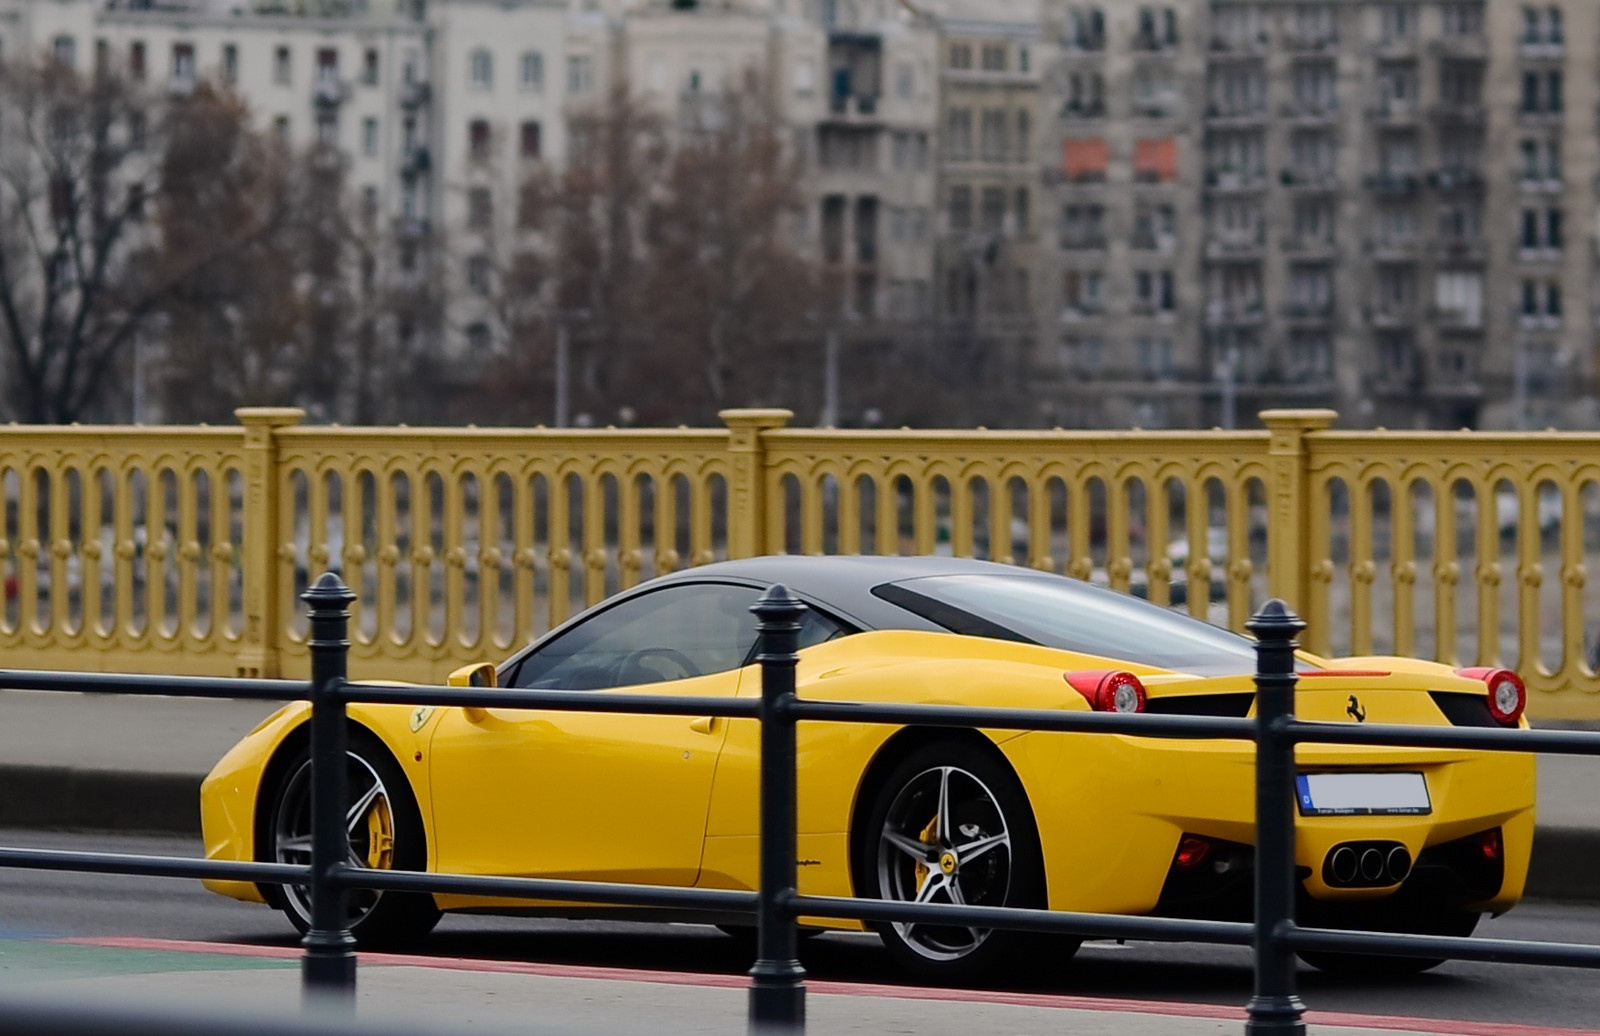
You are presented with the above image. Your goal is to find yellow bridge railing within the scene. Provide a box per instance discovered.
[2,407,1598,718]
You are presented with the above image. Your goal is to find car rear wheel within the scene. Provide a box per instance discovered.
[859,740,1073,981]
[264,732,440,947]
[1297,905,1479,975]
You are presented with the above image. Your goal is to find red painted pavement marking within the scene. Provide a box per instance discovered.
[57,936,1598,1036]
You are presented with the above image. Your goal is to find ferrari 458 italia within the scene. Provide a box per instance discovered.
[202,556,1534,979]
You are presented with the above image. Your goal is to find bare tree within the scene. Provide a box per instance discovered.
[0,60,283,422]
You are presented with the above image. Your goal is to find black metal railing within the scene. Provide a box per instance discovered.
[4,570,1600,1036]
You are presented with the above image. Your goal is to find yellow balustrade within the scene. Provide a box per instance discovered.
[1,407,1597,717]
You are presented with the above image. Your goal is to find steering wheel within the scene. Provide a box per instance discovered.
[616,647,702,685]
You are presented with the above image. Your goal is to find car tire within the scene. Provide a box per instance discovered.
[857,740,1075,982]
[261,730,441,947]
[1296,906,1479,975]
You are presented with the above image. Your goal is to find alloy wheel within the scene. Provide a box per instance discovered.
[272,751,395,926]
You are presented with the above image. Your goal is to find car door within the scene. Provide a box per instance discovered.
[427,581,763,886]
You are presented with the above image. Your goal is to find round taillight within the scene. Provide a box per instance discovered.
[1065,670,1147,713]
[1455,667,1526,726]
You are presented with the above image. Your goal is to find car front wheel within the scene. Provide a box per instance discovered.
[263,732,440,947]
[859,741,1072,981]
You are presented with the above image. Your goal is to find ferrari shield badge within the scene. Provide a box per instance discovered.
[409,706,435,732]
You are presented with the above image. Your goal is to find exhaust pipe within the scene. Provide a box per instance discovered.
[1329,846,1358,884]
[1386,845,1412,884]
[1359,848,1385,883]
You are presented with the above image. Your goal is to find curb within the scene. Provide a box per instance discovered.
[4,764,1595,903]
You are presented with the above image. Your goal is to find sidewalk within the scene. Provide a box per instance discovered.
[1,689,1596,899]
[0,934,1593,1036]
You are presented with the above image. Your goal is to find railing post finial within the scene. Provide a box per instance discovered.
[748,583,807,1034]
[301,570,358,1002]
[1245,597,1307,1036]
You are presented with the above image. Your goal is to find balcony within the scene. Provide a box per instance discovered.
[824,93,883,123]
[1204,301,1265,327]
[1131,97,1179,119]
[1429,168,1485,192]
[1059,100,1107,120]
[1370,36,1420,59]
[1369,305,1418,328]
[1516,311,1563,331]
[1431,305,1484,332]
[1058,303,1107,323]
[1205,103,1268,128]
[1058,235,1109,254]
[1281,236,1337,260]
[1519,37,1565,60]
[1204,168,1268,194]
[1438,236,1485,263]
[1208,33,1269,59]
[400,80,432,109]
[1366,100,1419,126]
[1364,172,1421,196]
[1282,32,1337,54]
[1429,102,1485,125]
[313,76,349,108]
[1280,169,1338,192]
[1204,235,1266,261]
[400,146,432,179]
[1280,101,1336,126]
[1369,237,1420,262]
[1281,301,1334,326]
[394,217,432,240]
[1516,175,1563,195]
[1430,36,1487,60]
[1516,105,1563,126]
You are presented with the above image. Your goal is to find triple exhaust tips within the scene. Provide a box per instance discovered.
[1324,841,1413,888]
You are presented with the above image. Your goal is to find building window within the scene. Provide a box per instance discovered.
[222,44,238,83]
[53,35,76,68]
[894,62,913,99]
[949,43,972,69]
[1015,110,1030,163]
[568,55,593,94]
[1133,136,1178,183]
[129,41,146,80]
[980,44,1006,71]
[468,119,492,160]
[362,117,378,157]
[469,48,493,90]
[467,187,493,230]
[171,43,195,88]
[521,51,544,93]
[273,115,290,145]
[520,120,542,159]
[467,255,492,296]
[274,46,291,85]
[1379,3,1418,40]
[979,110,1006,162]
[946,108,972,160]
[362,48,379,86]
[980,187,1005,232]
[948,186,972,232]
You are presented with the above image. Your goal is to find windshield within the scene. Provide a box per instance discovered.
[873,573,1260,674]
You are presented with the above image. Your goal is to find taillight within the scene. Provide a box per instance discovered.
[1478,828,1503,862]
[1174,836,1212,869]
[1064,670,1147,713]
[1454,667,1526,726]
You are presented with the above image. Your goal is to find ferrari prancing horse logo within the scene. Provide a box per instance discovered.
[1346,695,1367,723]
[409,706,435,732]
[938,851,957,876]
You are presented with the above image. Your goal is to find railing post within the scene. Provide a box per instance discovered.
[721,409,793,559]
[301,572,357,1001]
[1245,598,1307,1036]
[748,584,806,1034]
[1259,409,1336,623]
[236,407,304,678]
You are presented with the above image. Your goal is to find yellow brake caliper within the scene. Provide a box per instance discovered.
[913,815,938,888]
[364,795,395,869]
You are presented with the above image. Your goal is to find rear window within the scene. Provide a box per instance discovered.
[873,573,1260,674]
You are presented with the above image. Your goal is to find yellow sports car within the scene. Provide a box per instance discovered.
[201,556,1534,980]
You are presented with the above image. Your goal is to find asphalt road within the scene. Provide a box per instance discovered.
[2,830,1599,1030]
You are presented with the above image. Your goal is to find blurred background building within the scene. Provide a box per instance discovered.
[1,0,1596,430]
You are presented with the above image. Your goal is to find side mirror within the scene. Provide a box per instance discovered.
[447,662,498,689]
[448,663,497,723]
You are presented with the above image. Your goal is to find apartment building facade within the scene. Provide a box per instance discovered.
[1032,0,1600,430]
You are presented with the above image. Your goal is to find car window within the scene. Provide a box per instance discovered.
[511,583,763,690]
[873,573,1260,674]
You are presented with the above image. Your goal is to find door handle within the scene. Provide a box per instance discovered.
[689,716,718,735]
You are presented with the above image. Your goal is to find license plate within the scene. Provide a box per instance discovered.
[1295,772,1431,816]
